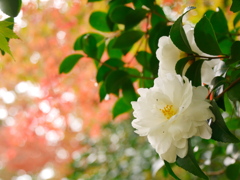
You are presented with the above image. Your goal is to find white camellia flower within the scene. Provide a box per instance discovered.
[156,25,224,85]
[131,73,214,163]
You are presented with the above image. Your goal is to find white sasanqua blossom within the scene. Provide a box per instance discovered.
[156,25,224,85]
[131,73,214,163]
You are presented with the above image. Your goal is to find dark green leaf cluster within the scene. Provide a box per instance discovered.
[60,0,240,179]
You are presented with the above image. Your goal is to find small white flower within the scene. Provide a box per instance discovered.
[131,73,214,163]
[156,25,224,85]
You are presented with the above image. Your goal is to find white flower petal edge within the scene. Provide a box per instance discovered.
[156,24,223,85]
[131,73,214,163]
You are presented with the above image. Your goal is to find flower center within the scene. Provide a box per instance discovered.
[160,105,177,120]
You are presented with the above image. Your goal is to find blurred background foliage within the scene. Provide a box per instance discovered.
[0,0,239,179]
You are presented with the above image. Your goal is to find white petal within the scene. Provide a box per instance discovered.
[160,144,177,163]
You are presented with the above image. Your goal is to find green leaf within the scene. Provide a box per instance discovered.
[0,26,19,39]
[148,22,171,53]
[140,0,154,8]
[204,10,215,19]
[59,54,83,74]
[74,33,104,51]
[113,30,144,49]
[96,58,124,82]
[219,38,232,55]
[112,97,132,118]
[139,70,154,88]
[151,5,167,27]
[81,34,98,58]
[89,11,113,32]
[175,56,193,75]
[125,67,141,82]
[122,78,137,103]
[105,70,129,95]
[125,8,148,29]
[227,82,240,101]
[109,6,133,24]
[185,60,204,87]
[164,161,181,180]
[231,0,240,13]
[210,8,229,40]
[0,20,13,27]
[0,0,22,17]
[99,82,107,102]
[0,34,12,56]
[170,7,195,54]
[150,55,159,77]
[194,16,222,55]
[107,38,123,58]
[226,163,240,180]
[210,100,240,143]
[176,140,208,180]
[135,51,151,70]
[233,12,240,27]
[226,41,240,65]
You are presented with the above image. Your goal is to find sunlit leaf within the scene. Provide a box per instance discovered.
[112,97,132,118]
[89,11,113,32]
[59,54,83,74]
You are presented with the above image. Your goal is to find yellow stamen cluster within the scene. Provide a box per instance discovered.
[160,105,176,120]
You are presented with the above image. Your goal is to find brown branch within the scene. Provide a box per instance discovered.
[205,168,225,176]
[215,77,240,99]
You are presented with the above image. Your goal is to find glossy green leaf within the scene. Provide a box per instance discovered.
[194,16,222,55]
[175,56,193,75]
[113,30,144,49]
[150,55,159,77]
[185,60,204,87]
[59,54,83,74]
[176,140,208,180]
[99,82,107,102]
[105,70,129,95]
[233,12,240,27]
[231,0,240,13]
[226,41,240,65]
[227,82,240,101]
[126,68,141,82]
[170,7,195,54]
[148,22,171,53]
[226,163,240,180]
[109,6,133,24]
[96,58,124,82]
[164,161,180,180]
[74,33,104,51]
[210,100,240,143]
[204,10,215,19]
[125,8,148,29]
[107,38,123,58]
[136,51,151,70]
[219,38,232,55]
[122,78,137,103]
[89,11,113,32]
[112,97,132,118]
[151,5,167,27]
[210,8,229,40]
[81,34,98,58]
[0,0,22,17]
